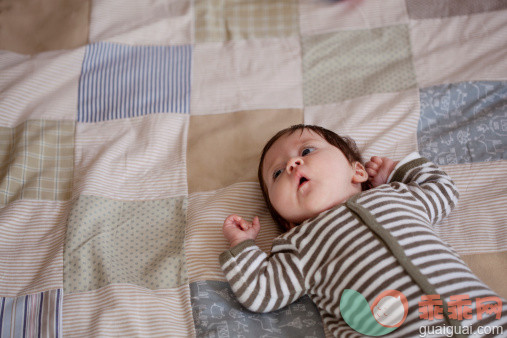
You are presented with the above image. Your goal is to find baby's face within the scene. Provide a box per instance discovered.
[262,129,367,228]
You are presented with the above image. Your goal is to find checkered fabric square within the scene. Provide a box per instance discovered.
[195,0,299,42]
[0,120,74,204]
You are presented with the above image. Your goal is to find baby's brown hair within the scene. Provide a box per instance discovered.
[257,124,372,231]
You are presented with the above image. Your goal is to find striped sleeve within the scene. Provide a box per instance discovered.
[391,154,459,226]
[219,239,305,313]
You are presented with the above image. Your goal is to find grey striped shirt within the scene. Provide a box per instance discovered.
[220,154,507,337]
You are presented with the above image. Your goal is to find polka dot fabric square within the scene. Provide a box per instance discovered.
[302,25,417,106]
[64,196,188,293]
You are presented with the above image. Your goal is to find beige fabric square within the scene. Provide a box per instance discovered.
[0,120,74,205]
[63,284,195,337]
[0,0,90,54]
[461,252,507,299]
[64,196,188,293]
[304,89,420,161]
[0,200,69,297]
[191,38,303,114]
[74,113,188,200]
[89,0,191,45]
[186,183,281,282]
[187,108,302,193]
[0,49,84,127]
[300,0,409,36]
[410,11,507,87]
[195,0,299,42]
[406,0,507,19]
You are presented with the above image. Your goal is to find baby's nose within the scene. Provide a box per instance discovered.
[286,157,303,173]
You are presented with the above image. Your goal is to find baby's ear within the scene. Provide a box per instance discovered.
[352,162,368,183]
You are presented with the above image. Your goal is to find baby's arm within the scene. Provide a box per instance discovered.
[220,235,305,313]
[387,153,459,225]
[365,156,399,187]
[223,214,261,248]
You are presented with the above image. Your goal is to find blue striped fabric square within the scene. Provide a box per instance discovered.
[78,43,192,122]
[0,289,62,338]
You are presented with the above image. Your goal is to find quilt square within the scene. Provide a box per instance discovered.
[0,49,84,127]
[74,113,188,200]
[406,0,507,19]
[300,0,408,36]
[64,196,188,293]
[410,11,507,87]
[63,284,194,336]
[190,280,325,337]
[0,0,89,54]
[435,161,507,254]
[0,200,67,296]
[78,43,192,122]
[89,0,191,45]
[195,0,299,43]
[302,25,417,106]
[461,252,507,298]
[187,109,302,193]
[0,120,74,205]
[0,289,63,338]
[191,38,303,114]
[418,81,507,165]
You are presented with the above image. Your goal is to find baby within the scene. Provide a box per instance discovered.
[220,124,506,337]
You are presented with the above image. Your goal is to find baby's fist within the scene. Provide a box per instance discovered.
[365,156,398,188]
[223,214,261,248]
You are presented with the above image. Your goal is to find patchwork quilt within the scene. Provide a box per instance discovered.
[0,0,506,337]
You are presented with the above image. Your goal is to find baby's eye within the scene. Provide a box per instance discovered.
[273,169,283,180]
[301,147,315,156]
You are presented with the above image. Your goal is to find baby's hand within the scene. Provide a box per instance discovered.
[223,214,261,248]
[365,156,399,188]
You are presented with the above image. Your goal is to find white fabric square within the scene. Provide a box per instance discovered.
[410,11,507,87]
[300,0,409,36]
[0,200,68,297]
[0,49,84,127]
[74,113,188,200]
[191,38,303,115]
[63,285,195,337]
[89,0,192,45]
[436,161,507,255]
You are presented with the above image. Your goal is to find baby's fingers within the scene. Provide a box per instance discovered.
[365,157,383,175]
[369,156,383,165]
[366,168,377,178]
[224,214,239,225]
[224,214,243,229]
[365,162,378,175]
[365,159,380,169]
[238,218,252,231]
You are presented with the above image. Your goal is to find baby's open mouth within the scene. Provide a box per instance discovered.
[299,177,308,187]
